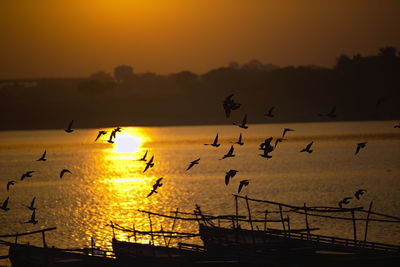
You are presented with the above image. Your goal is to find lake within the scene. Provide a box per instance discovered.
[1,121,400,265]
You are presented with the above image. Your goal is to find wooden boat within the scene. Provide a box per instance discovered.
[112,238,242,266]
[8,243,116,267]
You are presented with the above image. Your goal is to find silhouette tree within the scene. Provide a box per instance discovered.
[114,65,134,82]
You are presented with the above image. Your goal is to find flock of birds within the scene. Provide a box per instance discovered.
[1,94,399,224]
[1,124,77,224]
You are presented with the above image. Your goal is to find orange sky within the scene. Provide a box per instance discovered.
[1,0,399,79]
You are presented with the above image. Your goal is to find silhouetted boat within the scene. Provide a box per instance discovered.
[8,243,116,267]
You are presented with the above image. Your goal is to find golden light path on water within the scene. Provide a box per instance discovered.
[1,121,400,267]
[90,127,182,247]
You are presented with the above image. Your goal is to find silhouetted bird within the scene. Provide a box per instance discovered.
[111,127,122,139]
[95,131,107,142]
[21,171,34,181]
[6,180,17,192]
[274,138,285,148]
[60,169,71,178]
[300,141,314,153]
[225,170,238,185]
[235,133,244,146]
[354,189,367,200]
[138,150,148,161]
[223,94,241,118]
[23,197,36,211]
[338,197,352,208]
[186,158,200,171]
[204,133,220,147]
[282,128,294,138]
[319,105,336,118]
[264,106,275,118]
[143,156,154,172]
[233,114,248,129]
[221,145,235,159]
[36,150,47,161]
[238,180,249,194]
[1,197,10,211]
[147,177,163,197]
[355,142,367,155]
[65,120,74,133]
[394,122,400,128]
[25,209,38,224]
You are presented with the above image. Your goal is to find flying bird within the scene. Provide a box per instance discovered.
[282,128,295,138]
[186,158,200,171]
[21,171,34,181]
[60,169,71,178]
[1,197,10,211]
[238,180,249,194]
[147,177,164,197]
[23,197,36,211]
[355,142,367,155]
[300,141,314,153]
[36,150,47,161]
[111,127,122,140]
[233,114,248,129]
[95,131,107,142]
[338,197,352,208]
[264,106,275,118]
[25,209,38,224]
[65,120,74,133]
[354,189,367,200]
[143,156,154,173]
[221,145,235,159]
[319,105,337,118]
[225,169,238,185]
[204,133,220,147]
[223,94,241,118]
[235,133,244,146]
[6,180,17,192]
[107,134,114,144]
[138,150,148,161]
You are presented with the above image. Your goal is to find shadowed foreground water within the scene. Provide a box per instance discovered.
[1,121,400,265]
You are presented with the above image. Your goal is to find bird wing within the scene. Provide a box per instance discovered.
[156,177,163,184]
[306,141,313,150]
[269,106,275,114]
[31,210,36,221]
[42,150,46,158]
[186,162,194,171]
[238,133,242,143]
[228,145,234,155]
[95,132,102,141]
[148,156,154,164]
[2,197,9,209]
[143,164,150,173]
[213,134,219,144]
[355,145,361,155]
[238,183,244,194]
[242,114,247,125]
[68,120,74,130]
[282,129,288,137]
[225,173,230,185]
[30,197,36,207]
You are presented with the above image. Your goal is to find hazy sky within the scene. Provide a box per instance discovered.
[1,0,399,79]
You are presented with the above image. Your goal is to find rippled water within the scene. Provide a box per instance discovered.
[1,121,400,265]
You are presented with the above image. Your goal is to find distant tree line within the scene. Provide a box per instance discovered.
[0,47,399,130]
